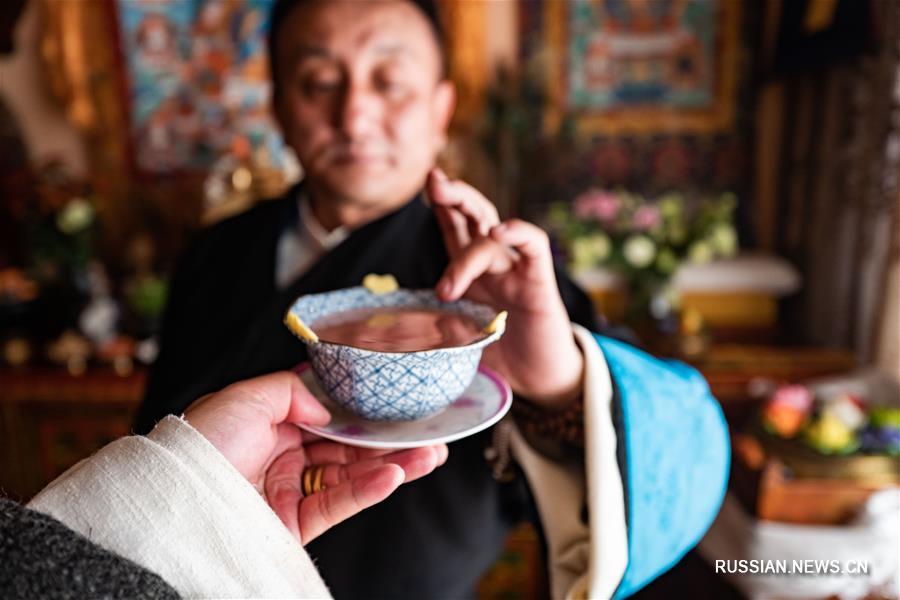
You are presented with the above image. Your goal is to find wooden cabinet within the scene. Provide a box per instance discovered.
[0,367,145,501]
[686,344,857,428]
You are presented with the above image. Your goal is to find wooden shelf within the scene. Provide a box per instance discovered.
[0,367,145,501]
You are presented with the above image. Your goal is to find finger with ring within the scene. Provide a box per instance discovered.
[301,464,327,496]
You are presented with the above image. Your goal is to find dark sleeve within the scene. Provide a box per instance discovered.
[555,263,600,331]
[0,498,180,600]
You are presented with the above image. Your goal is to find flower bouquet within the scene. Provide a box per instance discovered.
[548,189,739,328]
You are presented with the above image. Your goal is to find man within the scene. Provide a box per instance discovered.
[136,1,729,598]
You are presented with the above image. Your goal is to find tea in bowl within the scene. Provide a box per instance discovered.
[284,277,506,421]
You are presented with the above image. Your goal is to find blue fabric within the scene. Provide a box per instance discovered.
[595,335,730,599]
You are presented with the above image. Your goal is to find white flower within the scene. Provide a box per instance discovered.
[710,224,738,256]
[56,198,95,234]
[623,235,656,268]
[688,240,714,264]
[571,233,612,269]
[587,233,612,261]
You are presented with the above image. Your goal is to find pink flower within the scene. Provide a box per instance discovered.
[770,384,814,412]
[573,189,620,221]
[632,205,661,231]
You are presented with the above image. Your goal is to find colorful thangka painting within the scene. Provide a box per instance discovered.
[115,0,287,173]
[567,0,718,110]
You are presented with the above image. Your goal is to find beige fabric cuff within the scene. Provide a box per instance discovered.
[29,415,332,599]
[509,324,629,599]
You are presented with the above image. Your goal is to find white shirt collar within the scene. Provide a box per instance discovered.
[298,192,349,251]
[274,191,351,289]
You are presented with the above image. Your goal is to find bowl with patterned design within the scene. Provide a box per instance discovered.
[284,276,506,421]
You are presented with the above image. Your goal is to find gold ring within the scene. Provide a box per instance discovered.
[302,465,327,496]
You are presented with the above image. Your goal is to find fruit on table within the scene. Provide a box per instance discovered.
[803,412,860,455]
[861,407,900,455]
[761,384,813,438]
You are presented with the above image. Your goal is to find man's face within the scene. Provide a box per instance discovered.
[273,0,455,208]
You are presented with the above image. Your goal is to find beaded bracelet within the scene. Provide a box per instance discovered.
[511,395,585,448]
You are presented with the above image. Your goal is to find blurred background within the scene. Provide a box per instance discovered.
[0,1,898,598]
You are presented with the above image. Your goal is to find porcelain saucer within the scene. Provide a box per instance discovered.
[294,363,512,449]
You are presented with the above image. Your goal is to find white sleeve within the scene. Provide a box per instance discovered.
[28,415,332,599]
[509,323,629,600]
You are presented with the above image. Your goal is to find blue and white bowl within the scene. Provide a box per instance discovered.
[284,286,505,421]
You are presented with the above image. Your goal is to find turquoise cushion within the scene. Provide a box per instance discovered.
[595,335,730,598]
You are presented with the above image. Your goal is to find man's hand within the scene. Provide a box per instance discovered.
[427,168,584,409]
[184,372,448,544]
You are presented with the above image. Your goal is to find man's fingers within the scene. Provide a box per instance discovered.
[428,168,500,236]
[434,203,469,258]
[489,219,553,267]
[320,444,447,487]
[267,442,451,544]
[434,218,554,301]
[264,443,447,544]
[299,464,404,544]
[303,439,398,464]
[436,237,514,301]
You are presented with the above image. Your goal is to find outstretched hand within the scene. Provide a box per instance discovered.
[184,372,448,544]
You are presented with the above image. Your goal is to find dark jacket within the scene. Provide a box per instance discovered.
[0,498,179,599]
